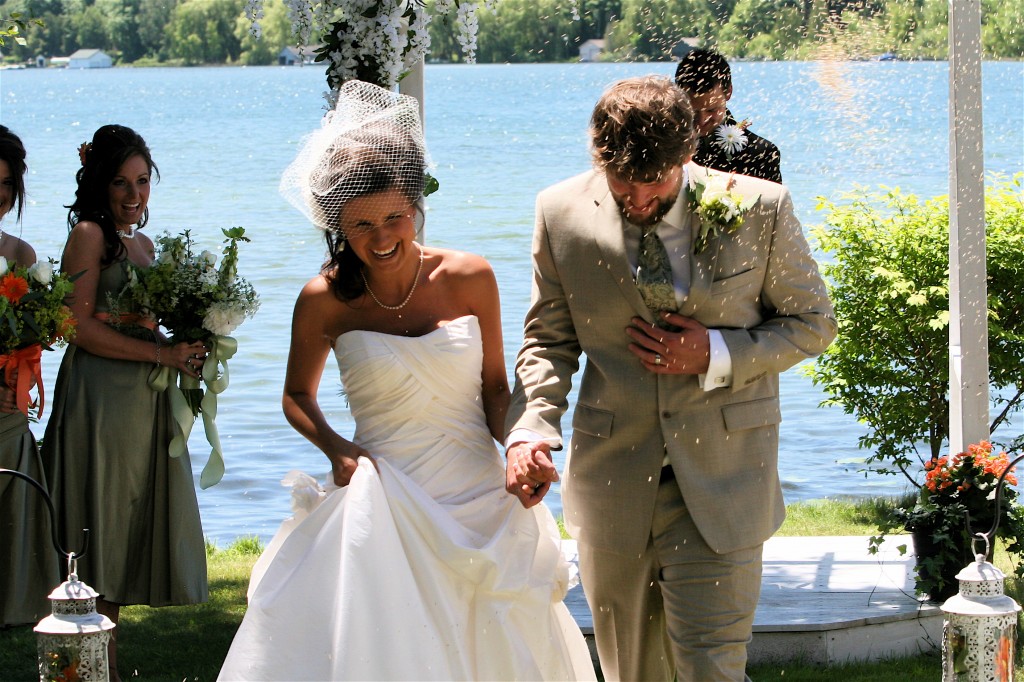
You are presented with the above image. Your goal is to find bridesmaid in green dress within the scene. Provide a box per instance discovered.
[40,125,209,679]
[0,125,60,627]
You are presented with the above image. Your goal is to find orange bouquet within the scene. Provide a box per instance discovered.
[0,258,77,418]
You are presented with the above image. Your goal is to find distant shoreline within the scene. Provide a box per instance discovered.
[8,56,1023,71]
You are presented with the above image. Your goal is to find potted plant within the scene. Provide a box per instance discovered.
[870,442,1024,601]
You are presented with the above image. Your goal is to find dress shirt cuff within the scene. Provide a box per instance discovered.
[698,329,733,392]
[505,429,562,452]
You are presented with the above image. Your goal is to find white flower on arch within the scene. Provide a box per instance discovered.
[245,0,489,95]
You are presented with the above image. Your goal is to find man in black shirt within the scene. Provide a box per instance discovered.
[675,49,782,183]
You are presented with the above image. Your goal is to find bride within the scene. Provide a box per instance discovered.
[217,81,595,681]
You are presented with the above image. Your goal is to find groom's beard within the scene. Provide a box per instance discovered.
[615,191,678,227]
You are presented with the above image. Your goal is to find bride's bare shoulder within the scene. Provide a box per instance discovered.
[424,246,493,279]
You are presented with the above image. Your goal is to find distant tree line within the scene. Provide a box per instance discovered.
[0,0,1021,66]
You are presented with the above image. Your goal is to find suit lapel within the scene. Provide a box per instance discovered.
[590,185,654,323]
[680,163,720,316]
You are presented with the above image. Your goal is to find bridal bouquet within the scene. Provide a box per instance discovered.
[690,172,760,254]
[0,258,77,418]
[120,227,260,488]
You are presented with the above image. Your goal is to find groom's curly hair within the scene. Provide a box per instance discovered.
[590,76,695,183]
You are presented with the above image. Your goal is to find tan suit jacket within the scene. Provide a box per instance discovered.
[507,163,837,556]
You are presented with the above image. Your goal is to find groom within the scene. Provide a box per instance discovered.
[504,76,836,681]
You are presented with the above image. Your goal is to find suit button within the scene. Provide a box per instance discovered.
[661,411,671,419]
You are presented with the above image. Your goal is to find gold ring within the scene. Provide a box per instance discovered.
[654,354,662,365]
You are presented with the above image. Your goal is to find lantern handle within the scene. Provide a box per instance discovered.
[975,451,1024,547]
[970,531,991,562]
[0,468,90,563]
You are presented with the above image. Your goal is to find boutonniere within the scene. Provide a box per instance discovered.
[690,172,760,254]
[714,118,751,159]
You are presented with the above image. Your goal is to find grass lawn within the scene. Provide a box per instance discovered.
[2,497,1020,680]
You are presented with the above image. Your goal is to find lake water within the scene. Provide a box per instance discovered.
[1,62,1021,545]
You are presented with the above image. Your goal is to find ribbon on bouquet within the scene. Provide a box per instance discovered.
[0,344,44,417]
[148,335,238,489]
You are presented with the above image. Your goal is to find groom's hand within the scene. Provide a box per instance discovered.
[627,314,711,374]
[505,441,559,508]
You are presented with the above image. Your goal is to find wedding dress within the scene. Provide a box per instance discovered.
[218,315,595,681]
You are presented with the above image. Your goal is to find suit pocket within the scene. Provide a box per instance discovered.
[710,267,761,295]
[572,404,614,439]
[721,397,781,432]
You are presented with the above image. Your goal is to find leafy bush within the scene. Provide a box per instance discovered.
[808,174,1024,597]
[808,174,1024,485]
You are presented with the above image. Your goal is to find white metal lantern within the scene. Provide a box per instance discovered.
[34,556,116,682]
[0,469,111,682]
[941,538,1021,682]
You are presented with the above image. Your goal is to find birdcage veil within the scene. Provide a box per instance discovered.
[280,80,431,238]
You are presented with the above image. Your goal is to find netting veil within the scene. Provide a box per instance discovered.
[280,80,431,238]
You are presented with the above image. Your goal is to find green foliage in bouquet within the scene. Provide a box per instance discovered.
[0,258,77,354]
[111,228,260,489]
[127,227,260,344]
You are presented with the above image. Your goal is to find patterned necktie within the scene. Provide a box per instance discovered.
[636,226,677,327]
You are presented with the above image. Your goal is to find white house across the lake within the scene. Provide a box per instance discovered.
[67,49,112,69]
[578,39,605,62]
[278,45,320,66]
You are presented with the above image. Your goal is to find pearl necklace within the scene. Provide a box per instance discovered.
[117,226,136,239]
[361,244,424,311]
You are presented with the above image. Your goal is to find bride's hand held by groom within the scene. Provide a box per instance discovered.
[505,441,559,508]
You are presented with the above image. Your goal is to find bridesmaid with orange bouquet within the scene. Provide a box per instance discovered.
[0,124,61,627]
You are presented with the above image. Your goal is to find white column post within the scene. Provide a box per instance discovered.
[947,0,988,452]
[399,59,426,242]
[399,59,425,127]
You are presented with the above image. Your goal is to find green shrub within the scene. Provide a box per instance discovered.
[807,173,1024,485]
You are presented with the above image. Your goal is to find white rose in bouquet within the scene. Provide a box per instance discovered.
[28,260,54,285]
[700,177,731,204]
[199,269,219,288]
[204,303,246,336]
[0,258,9,276]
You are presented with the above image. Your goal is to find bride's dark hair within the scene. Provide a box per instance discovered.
[314,123,426,302]
[66,124,159,265]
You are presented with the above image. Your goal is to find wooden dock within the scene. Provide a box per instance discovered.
[562,534,943,667]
